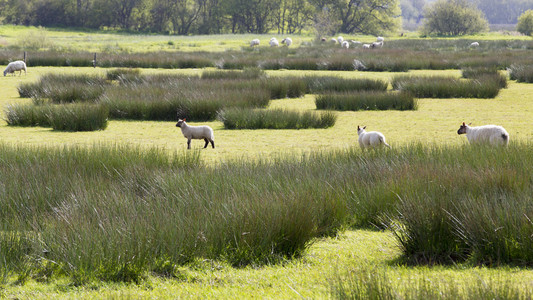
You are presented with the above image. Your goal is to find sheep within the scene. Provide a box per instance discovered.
[457,122,509,146]
[357,126,391,150]
[281,37,292,47]
[330,38,338,44]
[341,40,350,49]
[469,42,479,47]
[371,41,384,48]
[362,44,371,49]
[250,39,260,47]
[337,36,344,44]
[376,36,384,42]
[351,40,362,46]
[176,118,215,149]
[269,38,279,47]
[321,37,327,42]
[3,60,27,76]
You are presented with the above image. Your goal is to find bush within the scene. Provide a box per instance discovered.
[509,64,533,83]
[315,92,417,111]
[517,10,533,36]
[48,104,109,131]
[392,75,501,98]
[218,108,337,129]
[422,0,489,36]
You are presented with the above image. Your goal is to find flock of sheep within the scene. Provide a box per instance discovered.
[176,118,510,150]
[250,36,386,49]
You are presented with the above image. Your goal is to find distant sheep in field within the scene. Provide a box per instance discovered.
[250,39,260,47]
[337,36,344,44]
[376,36,384,42]
[457,122,509,146]
[351,40,362,46]
[321,37,327,42]
[362,44,371,49]
[3,60,27,76]
[176,118,215,149]
[357,126,391,150]
[469,42,480,48]
[371,41,384,48]
[341,40,350,49]
[331,38,338,44]
[269,38,279,47]
[281,37,292,47]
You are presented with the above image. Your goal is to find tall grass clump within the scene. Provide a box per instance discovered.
[48,104,109,131]
[106,68,141,81]
[316,92,417,111]
[392,75,501,98]
[306,77,388,93]
[23,74,108,104]
[264,77,307,99]
[201,67,266,80]
[218,108,337,129]
[462,67,507,88]
[508,64,533,83]
[4,104,52,127]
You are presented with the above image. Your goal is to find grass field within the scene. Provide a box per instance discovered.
[1,26,533,298]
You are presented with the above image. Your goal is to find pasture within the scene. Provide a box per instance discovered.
[1,26,533,298]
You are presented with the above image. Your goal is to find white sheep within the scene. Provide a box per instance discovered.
[3,60,27,76]
[376,36,384,42]
[362,44,371,49]
[269,38,279,47]
[469,42,480,47]
[176,118,215,149]
[281,37,292,47]
[457,122,509,146]
[331,38,338,44]
[250,39,260,47]
[341,40,350,49]
[337,36,344,44]
[357,126,391,150]
[371,41,384,48]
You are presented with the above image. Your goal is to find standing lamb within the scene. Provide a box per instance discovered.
[250,39,260,47]
[357,126,391,150]
[457,122,509,146]
[371,41,384,48]
[176,118,215,149]
[281,37,292,47]
[3,61,27,76]
[341,40,350,49]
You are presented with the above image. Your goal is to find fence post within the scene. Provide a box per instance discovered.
[23,51,26,63]
[93,53,97,68]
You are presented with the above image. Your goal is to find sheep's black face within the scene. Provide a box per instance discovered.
[457,125,467,135]
[176,120,183,127]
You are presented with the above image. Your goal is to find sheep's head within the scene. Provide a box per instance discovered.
[176,118,186,127]
[357,126,366,135]
[457,122,468,135]
[3,69,6,76]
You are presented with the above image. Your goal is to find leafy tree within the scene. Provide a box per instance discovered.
[336,0,401,34]
[422,0,488,36]
[400,0,425,23]
[517,9,533,36]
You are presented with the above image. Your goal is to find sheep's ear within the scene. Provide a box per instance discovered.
[357,125,360,130]
[462,122,465,126]
[183,118,186,121]
[363,126,366,129]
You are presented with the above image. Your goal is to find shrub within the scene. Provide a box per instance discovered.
[517,9,533,36]
[315,92,417,111]
[422,0,489,36]
[392,75,501,98]
[218,108,337,129]
[48,104,109,131]
[508,64,533,83]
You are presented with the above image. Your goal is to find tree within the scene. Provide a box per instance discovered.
[400,0,425,24]
[517,9,533,36]
[422,0,488,36]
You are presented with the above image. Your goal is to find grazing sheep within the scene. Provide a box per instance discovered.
[3,60,27,76]
[341,40,350,49]
[376,36,384,42]
[457,122,509,146]
[362,44,371,49]
[176,118,215,149]
[269,38,279,47]
[371,41,384,48]
[331,38,338,44]
[281,37,292,47]
[357,126,391,150]
[337,36,344,44]
[321,37,327,42]
[469,42,480,47]
[250,39,260,47]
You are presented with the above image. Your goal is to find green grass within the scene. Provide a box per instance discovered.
[316,91,417,111]
[219,108,337,129]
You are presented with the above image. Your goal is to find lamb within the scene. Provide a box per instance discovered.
[337,36,344,44]
[269,38,279,47]
[3,60,27,76]
[357,126,391,150]
[176,118,215,149]
[341,40,350,49]
[362,44,371,49]
[469,42,479,47]
[330,38,338,44]
[250,39,260,47]
[457,122,509,146]
[281,37,292,47]
[371,41,384,48]
[376,36,384,42]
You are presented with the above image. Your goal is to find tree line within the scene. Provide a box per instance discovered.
[0,0,401,35]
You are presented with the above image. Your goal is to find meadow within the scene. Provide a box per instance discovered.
[1,25,533,299]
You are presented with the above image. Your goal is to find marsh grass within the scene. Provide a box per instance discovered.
[4,104,52,127]
[218,108,337,129]
[306,76,388,93]
[509,64,533,83]
[315,92,417,111]
[48,103,108,131]
[391,75,502,98]
[106,68,141,81]
[201,67,266,80]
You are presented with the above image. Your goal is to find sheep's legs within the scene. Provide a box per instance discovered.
[210,140,215,149]
[203,138,209,148]
[187,139,191,149]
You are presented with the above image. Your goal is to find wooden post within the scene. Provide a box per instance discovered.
[93,53,97,68]
[23,51,26,63]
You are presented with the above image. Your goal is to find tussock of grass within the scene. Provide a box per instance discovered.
[391,75,502,98]
[315,92,417,111]
[509,64,533,83]
[106,68,141,81]
[218,108,337,129]
[306,76,388,93]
